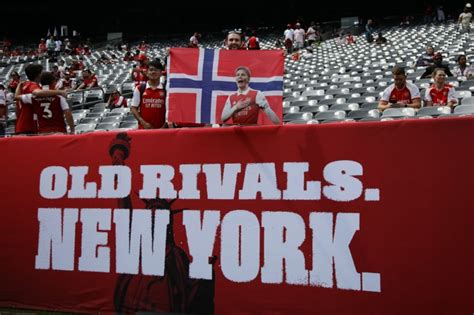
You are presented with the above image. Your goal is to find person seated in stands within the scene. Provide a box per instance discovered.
[416,45,435,66]
[107,90,127,109]
[189,32,200,48]
[420,52,453,78]
[70,58,85,71]
[123,51,134,61]
[452,54,474,78]
[56,70,75,90]
[75,69,98,90]
[83,45,91,56]
[375,32,387,44]
[18,71,74,134]
[138,40,149,51]
[51,65,61,80]
[221,66,280,125]
[64,38,72,55]
[38,38,47,57]
[247,31,260,50]
[301,47,314,59]
[346,32,356,44]
[424,68,458,108]
[74,44,84,56]
[378,66,421,111]
[8,71,20,95]
[132,54,149,82]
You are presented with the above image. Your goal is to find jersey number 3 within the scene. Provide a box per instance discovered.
[41,103,52,119]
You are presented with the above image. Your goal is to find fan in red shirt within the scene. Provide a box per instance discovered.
[378,66,421,111]
[424,68,458,108]
[131,59,167,129]
[132,54,149,82]
[247,31,260,50]
[19,71,75,134]
[75,69,98,90]
[107,90,128,109]
[14,64,68,134]
[7,71,20,94]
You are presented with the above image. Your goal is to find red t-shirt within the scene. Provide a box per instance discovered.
[132,84,166,129]
[16,81,40,134]
[111,95,128,108]
[426,84,457,106]
[21,87,69,133]
[83,75,98,88]
[227,90,260,124]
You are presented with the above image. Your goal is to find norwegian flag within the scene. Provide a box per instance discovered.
[166,48,284,124]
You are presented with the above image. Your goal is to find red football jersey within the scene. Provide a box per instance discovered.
[227,89,260,124]
[15,81,40,134]
[21,87,69,133]
[425,84,457,106]
[131,83,166,129]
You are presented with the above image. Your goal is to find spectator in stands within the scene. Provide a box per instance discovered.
[420,52,453,78]
[64,38,72,55]
[452,54,474,77]
[14,64,67,134]
[225,31,244,50]
[306,22,318,46]
[293,23,305,51]
[56,70,75,90]
[138,40,149,51]
[284,24,294,53]
[132,54,149,82]
[38,38,47,57]
[375,32,387,44]
[424,68,458,108]
[458,3,472,33]
[54,37,62,58]
[83,45,91,56]
[7,71,20,94]
[131,59,167,129]
[346,32,356,44]
[46,35,55,60]
[221,66,280,125]
[107,90,127,109]
[75,69,98,90]
[189,32,200,48]
[436,6,446,23]
[416,45,435,66]
[247,31,260,50]
[51,65,60,81]
[18,71,74,134]
[0,84,6,136]
[378,66,421,111]
[57,60,66,75]
[365,19,374,42]
[123,51,134,61]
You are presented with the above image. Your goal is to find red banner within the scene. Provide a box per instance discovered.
[0,118,473,314]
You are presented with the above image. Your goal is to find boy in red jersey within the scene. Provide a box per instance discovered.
[18,71,74,134]
[131,59,167,129]
[15,64,67,134]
